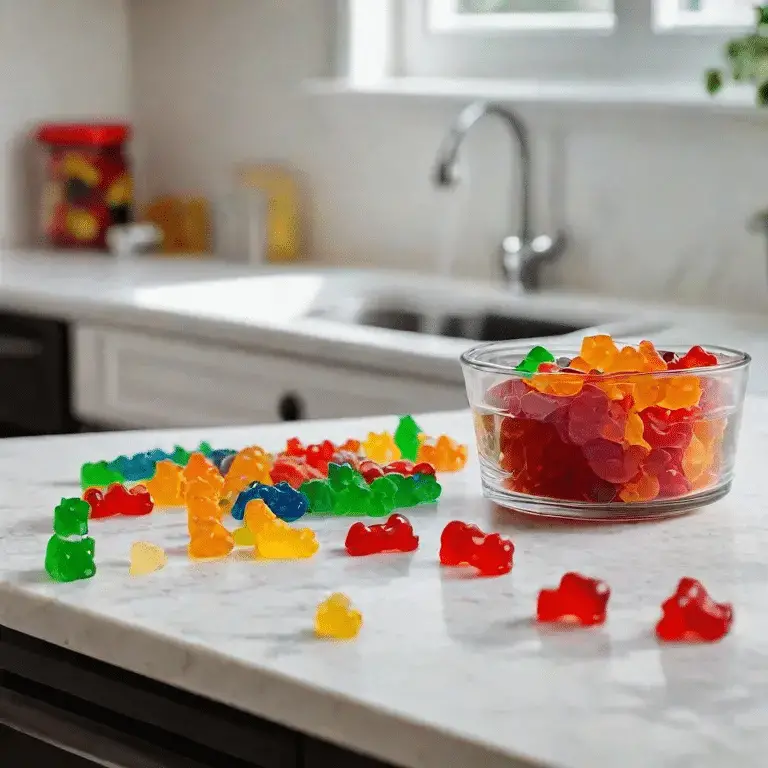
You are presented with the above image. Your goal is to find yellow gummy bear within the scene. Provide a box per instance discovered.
[244,499,277,535]
[232,526,254,547]
[129,542,167,576]
[362,432,400,464]
[315,593,363,640]
[255,517,319,560]
[417,434,468,472]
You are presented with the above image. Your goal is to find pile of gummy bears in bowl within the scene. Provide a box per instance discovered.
[461,334,751,520]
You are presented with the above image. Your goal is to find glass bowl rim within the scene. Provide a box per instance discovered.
[459,340,752,378]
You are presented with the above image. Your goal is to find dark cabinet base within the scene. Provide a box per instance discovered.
[0,627,398,768]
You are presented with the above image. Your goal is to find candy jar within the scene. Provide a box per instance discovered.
[35,123,133,251]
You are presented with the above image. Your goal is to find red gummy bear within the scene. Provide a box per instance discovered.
[345,514,419,556]
[439,520,514,577]
[536,572,610,626]
[359,459,436,484]
[667,345,718,370]
[270,456,324,489]
[304,440,337,473]
[655,577,733,643]
[84,483,154,518]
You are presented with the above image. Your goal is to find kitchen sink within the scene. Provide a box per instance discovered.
[349,307,582,341]
[308,302,590,342]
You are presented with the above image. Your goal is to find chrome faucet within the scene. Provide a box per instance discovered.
[433,101,566,292]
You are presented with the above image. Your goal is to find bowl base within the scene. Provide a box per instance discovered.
[482,480,732,522]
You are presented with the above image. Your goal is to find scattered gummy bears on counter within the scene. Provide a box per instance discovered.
[477,335,737,507]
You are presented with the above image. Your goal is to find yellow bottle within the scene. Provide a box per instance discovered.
[239,165,302,263]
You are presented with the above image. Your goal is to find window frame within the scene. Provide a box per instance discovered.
[391,0,752,84]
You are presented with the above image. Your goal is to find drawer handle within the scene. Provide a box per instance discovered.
[278,393,304,421]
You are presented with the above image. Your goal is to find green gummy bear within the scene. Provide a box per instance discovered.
[327,462,367,493]
[411,473,442,504]
[300,479,335,514]
[45,535,96,582]
[196,441,213,457]
[332,485,373,516]
[515,345,555,375]
[80,461,123,490]
[394,414,423,461]
[53,497,91,537]
[170,446,192,465]
[367,476,399,517]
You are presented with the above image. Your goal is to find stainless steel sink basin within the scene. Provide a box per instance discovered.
[309,303,589,342]
[354,307,581,341]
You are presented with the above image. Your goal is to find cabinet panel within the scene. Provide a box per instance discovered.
[74,326,466,429]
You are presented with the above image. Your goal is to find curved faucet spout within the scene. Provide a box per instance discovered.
[433,101,532,243]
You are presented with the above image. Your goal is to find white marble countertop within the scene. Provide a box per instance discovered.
[2,248,768,385]
[1,406,768,768]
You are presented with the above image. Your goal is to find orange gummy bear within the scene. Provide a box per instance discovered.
[417,435,468,472]
[528,366,584,397]
[579,335,619,372]
[604,346,646,374]
[187,494,234,560]
[222,446,273,505]
[183,453,224,497]
[145,460,186,507]
[638,340,667,372]
[619,473,660,502]
[657,375,702,410]
[624,411,651,451]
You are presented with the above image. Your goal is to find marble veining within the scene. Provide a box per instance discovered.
[2,406,768,768]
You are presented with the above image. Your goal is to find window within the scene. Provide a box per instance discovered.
[344,0,755,86]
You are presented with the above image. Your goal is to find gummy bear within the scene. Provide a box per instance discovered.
[304,440,337,474]
[345,514,419,556]
[655,578,733,643]
[657,374,702,410]
[183,453,224,499]
[416,435,468,472]
[515,345,555,374]
[536,573,610,626]
[232,526,255,547]
[270,456,324,489]
[667,345,718,370]
[129,542,167,576]
[244,498,277,535]
[45,535,96,582]
[231,481,308,523]
[187,494,234,560]
[579,334,619,372]
[300,479,336,514]
[53,497,91,537]
[255,517,319,559]
[108,452,157,482]
[315,593,363,640]
[439,521,514,577]
[168,445,192,466]
[84,484,154,518]
[145,460,187,507]
[362,432,401,464]
[80,461,123,490]
[222,446,273,503]
[394,415,424,461]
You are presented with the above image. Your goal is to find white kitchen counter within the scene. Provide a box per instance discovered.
[1,248,767,386]
[1,407,768,768]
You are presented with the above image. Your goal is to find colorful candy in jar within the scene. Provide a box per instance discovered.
[481,336,726,504]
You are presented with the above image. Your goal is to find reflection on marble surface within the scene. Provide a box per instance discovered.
[1,405,768,768]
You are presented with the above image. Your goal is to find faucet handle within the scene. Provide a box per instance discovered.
[501,232,567,291]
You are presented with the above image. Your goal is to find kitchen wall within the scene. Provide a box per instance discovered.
[129,0,768,312]
[0,0,130,247]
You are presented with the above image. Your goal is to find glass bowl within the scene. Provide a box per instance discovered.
[460,341,750,521]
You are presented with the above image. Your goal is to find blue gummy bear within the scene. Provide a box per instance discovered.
[145,449,168,463]
[230,481,308,523]
[109,452,157,482]
[209,449,236,471]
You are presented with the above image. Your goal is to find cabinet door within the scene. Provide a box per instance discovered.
[74,326,466,429]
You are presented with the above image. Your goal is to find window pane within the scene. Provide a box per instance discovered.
[458,0,612,12]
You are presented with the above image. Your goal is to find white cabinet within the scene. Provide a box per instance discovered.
[73,326,467,428]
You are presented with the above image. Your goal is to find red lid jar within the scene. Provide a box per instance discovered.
[36,122,133,251]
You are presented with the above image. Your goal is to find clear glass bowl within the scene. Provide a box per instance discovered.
[460,341,751,521]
